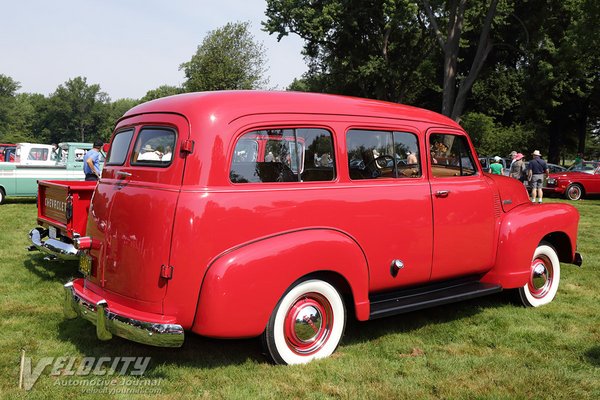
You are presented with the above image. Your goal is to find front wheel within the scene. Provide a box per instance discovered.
[565,184,583,201]
[0,188,5,205]
[518,242,561,307]
[262,279,346,365]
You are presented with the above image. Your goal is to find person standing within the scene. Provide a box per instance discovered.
[83,139,103,181]
[489,156,504,175]
[509,153,526,182]
[528,150,549,203]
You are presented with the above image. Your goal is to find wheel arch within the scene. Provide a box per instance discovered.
[541,231,573,264]
[191,228,370,338]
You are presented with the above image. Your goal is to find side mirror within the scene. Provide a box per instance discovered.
[102,143,111,153]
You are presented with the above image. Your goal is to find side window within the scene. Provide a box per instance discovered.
[430,133,477,178]
[28,148,49,161]
[106,129,134,166]
[347,129,420,180]
[131,128,176,166]
[230,128,335,183]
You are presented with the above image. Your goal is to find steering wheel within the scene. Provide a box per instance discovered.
[366,155,395,170]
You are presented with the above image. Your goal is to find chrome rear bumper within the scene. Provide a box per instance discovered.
[28,228,79,261]
[63,281,184,348]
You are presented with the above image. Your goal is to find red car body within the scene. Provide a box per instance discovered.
[0,143,16,162]
[62,91,582,364]
[544,162,600,200]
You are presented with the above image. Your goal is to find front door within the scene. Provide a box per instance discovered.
[428,131,496,281]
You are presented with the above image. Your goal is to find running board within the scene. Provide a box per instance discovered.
[369,279,502,320]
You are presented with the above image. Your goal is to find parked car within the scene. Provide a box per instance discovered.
[0,143,16,162]
[0,142,103,204]
[61,91,581,365]
[544,161,600,200]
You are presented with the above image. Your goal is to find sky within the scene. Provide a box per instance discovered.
[0,0,307,100]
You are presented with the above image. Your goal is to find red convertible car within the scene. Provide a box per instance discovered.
[544,161,600,200]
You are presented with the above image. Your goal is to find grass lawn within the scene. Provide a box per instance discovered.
[0,197,598,399]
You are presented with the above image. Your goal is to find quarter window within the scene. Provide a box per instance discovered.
[347,130,421,180]
[429,134,477,177]
[230,128,335,183]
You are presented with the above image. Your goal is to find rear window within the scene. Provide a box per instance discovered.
[131,128,176,166]
[106,129,134,165]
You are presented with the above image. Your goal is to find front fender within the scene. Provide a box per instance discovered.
[481,203,579,288]
[191,228,370,338]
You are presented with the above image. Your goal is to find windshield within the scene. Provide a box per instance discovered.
[567,162,598,172]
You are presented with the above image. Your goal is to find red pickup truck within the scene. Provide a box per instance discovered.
[28,180,96,260]
[61,91,582,365]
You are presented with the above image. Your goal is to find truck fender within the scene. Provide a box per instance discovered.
[191,228,370,338]
[481,203,579,289]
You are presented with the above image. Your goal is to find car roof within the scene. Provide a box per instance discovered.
[122,91,460,128]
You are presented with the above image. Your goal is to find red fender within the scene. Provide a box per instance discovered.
[191,229,370,338]
[481,203,579,288]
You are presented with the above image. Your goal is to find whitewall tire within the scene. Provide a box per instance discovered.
[262,279,346,365]
[519,243,561,307]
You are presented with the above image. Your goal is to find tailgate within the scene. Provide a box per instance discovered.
[38,180,96,237]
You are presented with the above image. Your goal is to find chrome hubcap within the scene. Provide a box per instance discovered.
[284,293,332,355]
[529,256,553,298]
[568,186,581,199]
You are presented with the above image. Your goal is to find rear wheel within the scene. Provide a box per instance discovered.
[565,184,583,201]
[518,242,561,307]
[0,188,5,205]
[262,279,346,365]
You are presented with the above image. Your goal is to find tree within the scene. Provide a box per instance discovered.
[45,77,110,143]
[141,85,182,102]
[180,22,269,92]
[265,0,438,103]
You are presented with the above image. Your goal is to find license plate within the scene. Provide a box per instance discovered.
[49,226,57,239]
[79,254,92,276]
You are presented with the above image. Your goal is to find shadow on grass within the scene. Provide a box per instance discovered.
[56,291,512,372]
[584,346,600,367]
[22,255,79,282]
[3,196,37,204]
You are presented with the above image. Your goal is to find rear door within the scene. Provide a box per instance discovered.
[87,113,188,303]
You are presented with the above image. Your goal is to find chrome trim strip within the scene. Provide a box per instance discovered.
[28,228,80,261]
[63,282,185,348]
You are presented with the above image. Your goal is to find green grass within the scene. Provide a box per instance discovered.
[0,197,598,399]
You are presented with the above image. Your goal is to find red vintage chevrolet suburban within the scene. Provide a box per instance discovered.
[63,91,582,365]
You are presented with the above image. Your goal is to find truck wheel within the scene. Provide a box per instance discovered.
[0,188,5,205]
[262,279,346,365]
[565,184,583,201]
[519,242,561,307]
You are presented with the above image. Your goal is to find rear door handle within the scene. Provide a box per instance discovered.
[435,190,450,198]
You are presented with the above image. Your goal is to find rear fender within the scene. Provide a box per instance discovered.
[192,228,370,338]
[481,203,579,288]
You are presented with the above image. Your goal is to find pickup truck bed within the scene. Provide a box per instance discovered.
[28,180,96,260]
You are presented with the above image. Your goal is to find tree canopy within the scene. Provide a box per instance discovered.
[180,21,269,92]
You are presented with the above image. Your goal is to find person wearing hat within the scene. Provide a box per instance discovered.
[489,156,504,175]
[83,139,103,181]
[137,143,161,161]
[527,150,549,203]
[509,153,526,182]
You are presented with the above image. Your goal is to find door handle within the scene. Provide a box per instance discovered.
[435,190,450,198]
[116,171,132,178]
